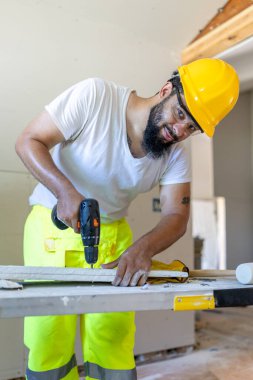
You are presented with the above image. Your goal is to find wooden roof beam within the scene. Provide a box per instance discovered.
[182,4,253,64]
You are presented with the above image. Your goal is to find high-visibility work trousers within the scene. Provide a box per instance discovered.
[24,205,137,380]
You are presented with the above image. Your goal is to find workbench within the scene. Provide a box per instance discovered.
[1,278,253,318]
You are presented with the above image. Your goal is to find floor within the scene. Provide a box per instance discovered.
[136,307,253,380]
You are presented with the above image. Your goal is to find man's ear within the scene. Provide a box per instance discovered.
[159,81,173,99]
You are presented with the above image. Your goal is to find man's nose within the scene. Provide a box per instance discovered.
[173,123,189,138]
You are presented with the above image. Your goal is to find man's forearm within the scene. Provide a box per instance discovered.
[103,213,189,287]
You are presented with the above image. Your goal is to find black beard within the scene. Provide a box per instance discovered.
[141,96,177,159]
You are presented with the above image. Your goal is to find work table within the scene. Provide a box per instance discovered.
[1,278,253,318]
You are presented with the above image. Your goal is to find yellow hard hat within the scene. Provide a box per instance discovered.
[178,58,239,137]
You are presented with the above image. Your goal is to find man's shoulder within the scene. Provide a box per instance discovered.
[70,77,108,91]
[74,77,106,90]
[87,77,108,87]
[72,77,130,95]
[83,77,117,87]
[62,78,115,101]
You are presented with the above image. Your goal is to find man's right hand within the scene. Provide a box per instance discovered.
[56,191,85,233]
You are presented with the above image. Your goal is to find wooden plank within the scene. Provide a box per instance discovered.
[190,269,235,278]
[191,0,253,43]
[182,4,253,64]
[0,265,188,283]
[0,278,252,318]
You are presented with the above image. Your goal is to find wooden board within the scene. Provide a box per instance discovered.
[0,265,188,283]
[190,269,235,278]
[1,277,253,318]
[191,0,253,44]
[182,4,253,64]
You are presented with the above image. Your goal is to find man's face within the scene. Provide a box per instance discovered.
[142,91,200,159]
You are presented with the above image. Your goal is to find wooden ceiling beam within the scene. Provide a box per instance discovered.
[191,0,253,44]
[182,4,253,64]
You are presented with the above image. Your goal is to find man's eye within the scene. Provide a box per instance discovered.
[177,107,185,120]
[188,124,196,132]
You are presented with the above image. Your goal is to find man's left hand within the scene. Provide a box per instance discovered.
[102,245,152,287]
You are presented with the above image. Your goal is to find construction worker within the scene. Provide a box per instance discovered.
[16,58,239,380]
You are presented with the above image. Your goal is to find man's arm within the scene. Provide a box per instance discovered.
[15,110,84,231]
[103,182,190,286]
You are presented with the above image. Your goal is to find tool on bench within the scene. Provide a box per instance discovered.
[51,198,100,268]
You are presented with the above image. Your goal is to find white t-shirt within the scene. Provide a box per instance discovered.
[29,78,191,223]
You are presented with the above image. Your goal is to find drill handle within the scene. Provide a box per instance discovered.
[80,198,100,246]
[51,205,69,230]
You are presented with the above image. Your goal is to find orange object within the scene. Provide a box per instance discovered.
[93,218,99,227]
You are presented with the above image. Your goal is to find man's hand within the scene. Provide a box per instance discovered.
[56,191,85,233]
[102,243,152,287]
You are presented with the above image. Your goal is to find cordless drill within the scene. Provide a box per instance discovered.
[51,199,100,268]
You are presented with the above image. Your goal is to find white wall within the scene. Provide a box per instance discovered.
[0,0,225,377]
[213,92,253,268]
[215,37,253,269]
[0,0,225,174]
[191,136,214,199]
[191,91,253,270]
[251,91,253,179]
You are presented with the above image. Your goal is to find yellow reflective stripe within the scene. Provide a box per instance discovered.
[174,295,215,311]
[84,361,137,380]
[26,353,77,379]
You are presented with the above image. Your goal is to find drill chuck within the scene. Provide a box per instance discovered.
[84,246,98,265]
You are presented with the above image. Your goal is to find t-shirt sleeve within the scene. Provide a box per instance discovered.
[44,78,98,140]
[159,140,192,185]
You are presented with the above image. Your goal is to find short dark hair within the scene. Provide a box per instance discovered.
[168,70,183,94]
[155,70,183,96]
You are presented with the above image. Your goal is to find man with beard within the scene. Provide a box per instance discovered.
[16,58,239,380]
